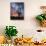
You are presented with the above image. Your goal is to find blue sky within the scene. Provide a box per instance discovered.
[11,2,24,16]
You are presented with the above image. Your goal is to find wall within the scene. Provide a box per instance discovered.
[0,0,46,40]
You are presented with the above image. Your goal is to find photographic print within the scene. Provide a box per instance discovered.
[10,2,24,20]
